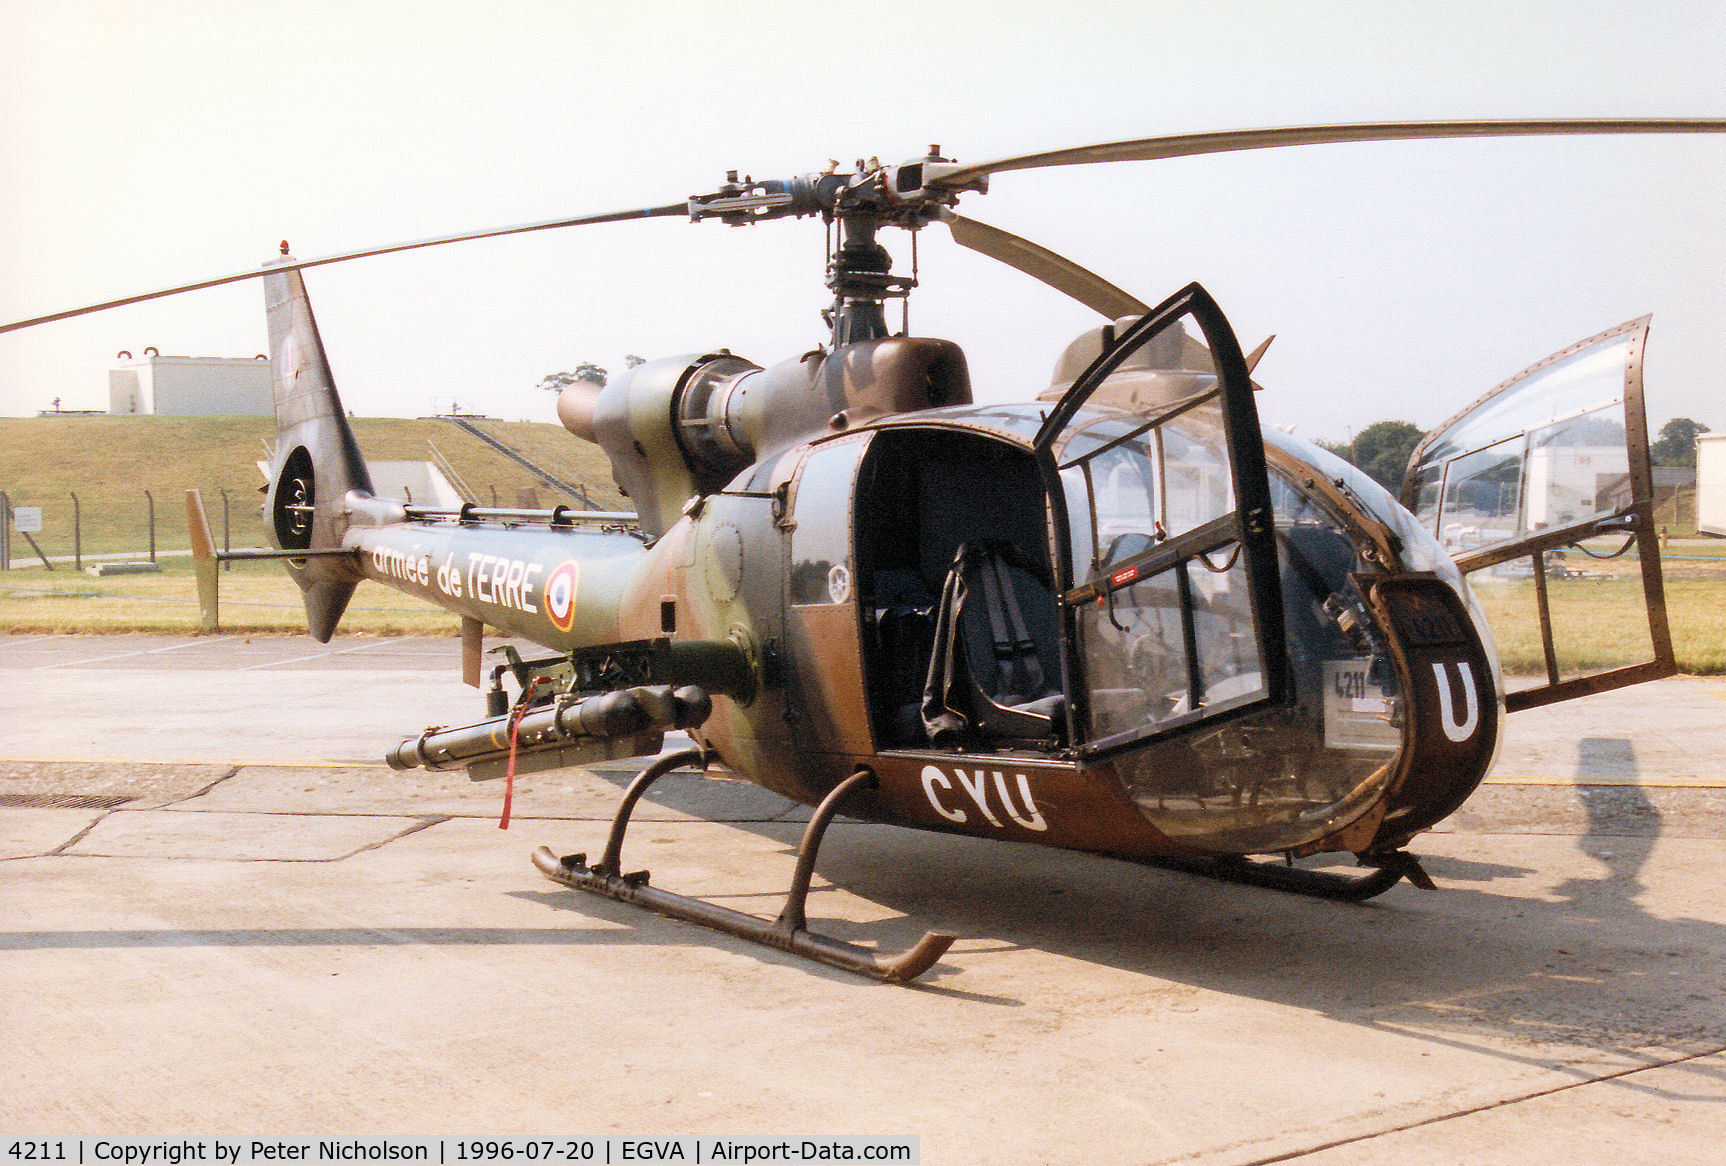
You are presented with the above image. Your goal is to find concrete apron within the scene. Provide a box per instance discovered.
[2,637,1722,1160]
[2,756,1723,1164]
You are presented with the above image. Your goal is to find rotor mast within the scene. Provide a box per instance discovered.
[686,150,964,349]
[826,212,913,346]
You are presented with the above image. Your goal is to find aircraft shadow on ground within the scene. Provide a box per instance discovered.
[5,742,1720,1090]
[521,748,1726,1093]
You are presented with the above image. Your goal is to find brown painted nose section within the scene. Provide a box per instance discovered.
[1358,573,1501,847]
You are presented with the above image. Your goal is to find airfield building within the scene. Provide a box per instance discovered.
[108,351,274,416]
[1699,434,1726,537]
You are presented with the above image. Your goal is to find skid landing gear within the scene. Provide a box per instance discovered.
[1139,848,1436,902]
[533,750,956,983]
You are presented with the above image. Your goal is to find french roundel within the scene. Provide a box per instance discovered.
[543,561,579,633]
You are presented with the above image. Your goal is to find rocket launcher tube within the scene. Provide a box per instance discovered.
[386,684,712,772]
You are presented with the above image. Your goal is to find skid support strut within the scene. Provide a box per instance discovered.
[533,755,955,982]
[1138,849,1435,901]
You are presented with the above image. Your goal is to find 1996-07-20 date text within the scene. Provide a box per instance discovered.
[454,1145,597,1162]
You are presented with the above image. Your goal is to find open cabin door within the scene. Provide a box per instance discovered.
[1402,317,1675,712]
[1036,283,1287,757]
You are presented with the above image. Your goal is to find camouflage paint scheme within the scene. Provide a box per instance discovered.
[11,122,1706,979]
[265,251,1525,868]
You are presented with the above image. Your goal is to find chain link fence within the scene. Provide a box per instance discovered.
[0,481,545,572]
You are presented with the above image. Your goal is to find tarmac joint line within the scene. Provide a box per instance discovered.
[1221,1043,1726,1166]
[18,770,259,860]
[168,764,245,806]
[41,810,461,864]
[46,808,114,858]
[347,814,455,859]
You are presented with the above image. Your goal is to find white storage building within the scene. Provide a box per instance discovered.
[1698,434,1726,537]
[109,352,274,416]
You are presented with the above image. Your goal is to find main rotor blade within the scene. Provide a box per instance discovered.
[936,207,1148,319]
[940,209,1276,393]
[934,118,1726,188]
[2,202,688,335]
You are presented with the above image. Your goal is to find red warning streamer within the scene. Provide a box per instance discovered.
[499,678,545,830]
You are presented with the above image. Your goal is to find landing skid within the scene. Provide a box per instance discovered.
[533,750,955,983]
[1138,848,1436,901]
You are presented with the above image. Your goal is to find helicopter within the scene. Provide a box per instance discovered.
[6,119,1722,982]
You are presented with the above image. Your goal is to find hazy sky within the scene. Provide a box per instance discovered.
[4,1,1723,445]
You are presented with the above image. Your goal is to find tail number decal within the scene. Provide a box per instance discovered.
[920,766,1048,831]
[1432,661,1480,743]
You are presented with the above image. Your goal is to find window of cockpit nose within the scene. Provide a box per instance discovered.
[1267,470,1378,646]
[1267,469,1403,753]
[1267,472,1374,578]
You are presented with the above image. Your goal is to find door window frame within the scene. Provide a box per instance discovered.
[1034,283,1288,757]
[1401,316,1675,711]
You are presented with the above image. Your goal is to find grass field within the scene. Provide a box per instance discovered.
[1472,576,1726,675]
[0,560,458,636]
[0,414,623,562]
[3,548,1723,674]
[1467,536,1725,672]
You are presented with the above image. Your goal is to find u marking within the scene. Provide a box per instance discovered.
[1431,661,1480,743]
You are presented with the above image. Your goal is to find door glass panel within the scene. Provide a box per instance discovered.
[1404,316,1674,711]
[1190,549,1263,703]
[1078,567,1186,737]
[1162,400,1236,536]
[1052,366,1236,573]
[1038,285,1285,755]
[1547,534,1657,679]
[1411,327,1637,554]
[1469,532,1658,690]
[1527,407,1627,532]
[1436,435,1523,555]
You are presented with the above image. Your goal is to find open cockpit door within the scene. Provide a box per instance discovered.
[1036,283,1288,756]
[1401,317,1675,712]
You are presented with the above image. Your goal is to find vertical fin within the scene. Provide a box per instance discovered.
[261,247,373,641]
